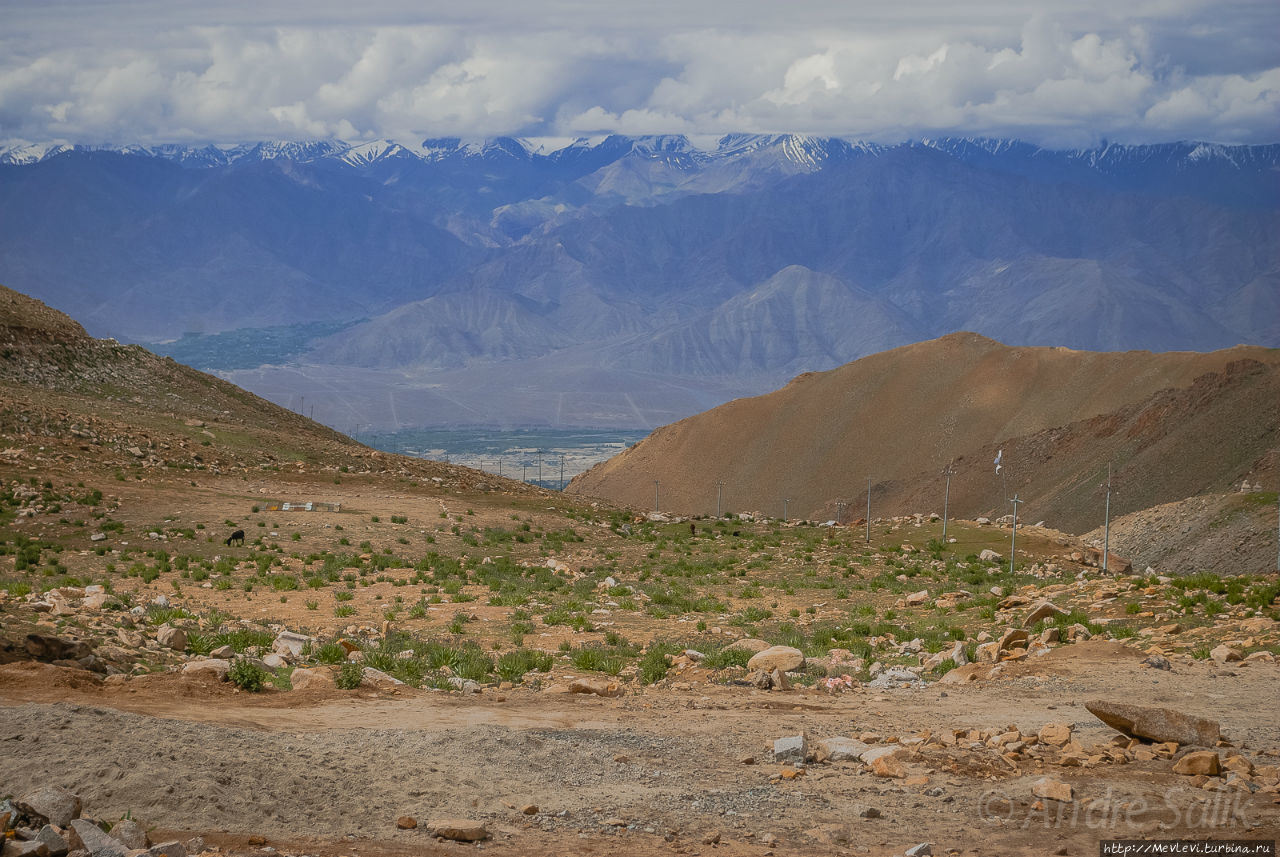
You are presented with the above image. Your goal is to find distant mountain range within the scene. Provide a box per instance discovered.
[1,134,1277,429]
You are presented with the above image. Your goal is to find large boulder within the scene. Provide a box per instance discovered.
[773,734,808,764]
[1022,601,1068,628]
[109,820,147,850]
[814,737,870,763]
[426,819,489,842]
[1172,751,1220,776]
[272,631,312,658]
[23,635,91,662]
[67,820,127,857]
[155,625,187,651]
[15,787,81,827]
[1085,700,1220,747]
[747,646,805,673]
[289,668,335,691]
[181,659,231,681]
[725,638,772,654]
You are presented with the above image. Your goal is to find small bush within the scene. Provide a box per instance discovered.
[336,662,363,689]
[229,660,268,692]
[495,649,554,683]
[570,646,626,675]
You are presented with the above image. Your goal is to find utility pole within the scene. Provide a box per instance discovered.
[537,451,543,487]
[942,462,953,544]
[654,480,660,512]
[866,477,872,544]
[716,481,724,518]
[1102,464,1112,573]
[783,498,790,522]
[559,458,565,491]
[1009,494,1023,574]
[522,461,528,483]
[497,458,503,478]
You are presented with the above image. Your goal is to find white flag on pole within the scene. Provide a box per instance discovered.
[994,449,1003,474]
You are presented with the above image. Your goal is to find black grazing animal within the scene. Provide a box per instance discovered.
[225,529,245,546]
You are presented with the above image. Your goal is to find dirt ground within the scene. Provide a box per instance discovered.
[3,639,1278,857]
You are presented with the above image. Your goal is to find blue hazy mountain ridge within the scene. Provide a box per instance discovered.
[0,135,1277,427]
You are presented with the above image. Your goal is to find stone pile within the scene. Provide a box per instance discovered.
[1,786,203,857]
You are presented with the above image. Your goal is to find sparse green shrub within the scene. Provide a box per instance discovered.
[496,649,554,683]
[570,646,625,675]
[336,662,363,689]
[228,660,268,692]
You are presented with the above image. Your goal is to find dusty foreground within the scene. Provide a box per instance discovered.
[3,643,1278,857]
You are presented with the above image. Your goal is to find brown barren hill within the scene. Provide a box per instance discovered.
[566,333,1280,529]
[0,283,538,493]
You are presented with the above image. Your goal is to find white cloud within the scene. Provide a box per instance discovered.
[0,1,1276,146]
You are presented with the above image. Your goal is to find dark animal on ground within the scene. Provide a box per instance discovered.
[225,529,245,546]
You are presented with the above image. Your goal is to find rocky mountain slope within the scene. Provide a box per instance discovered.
[0,284,528,493]
[567,333,1280,562]
[1,135,1276,429]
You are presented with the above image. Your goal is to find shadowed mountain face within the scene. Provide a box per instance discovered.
[566,333,1280,535]
[1,136,1276,428]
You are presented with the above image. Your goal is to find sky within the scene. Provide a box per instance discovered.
[2,0,1278,148]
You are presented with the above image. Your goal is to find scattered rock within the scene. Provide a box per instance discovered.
[815,737,871,763]
[724,638,771,654]
[180,659,230,681]
[867,667,924,688]
[15,787,81,827]
[905,845,933,857]
[1210,645,1242,664]
[568,678,624,698]
[289,667,335,691]
[67,820,126,857]
[997,629,1030,653]
[425,819,489,842]
[23,635,91,663]
[1022,601,1068,628]
[979,549,1002,562]
[35,826,70,857]
[361,667,405,687]
[905,590,929,605]
[272,631,312,658]
[1173,751,1221,776]
[871,753,906,778]
[1085,700,1220,747]
[3,840,49,857]
[1141,654,1172,671]
[109,820,146,850]
[520,804,538,816]
[747,645,805,672]
[1038,723,1072,747]
[396,816,417,830]
[773,734,808,764]
[1032,777,1073,802]
[155,625,187,651]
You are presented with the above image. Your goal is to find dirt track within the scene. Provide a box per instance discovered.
[4,641,1279,857]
